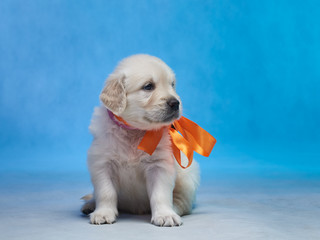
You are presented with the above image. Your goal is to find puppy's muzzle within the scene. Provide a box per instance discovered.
[167,98,180,112]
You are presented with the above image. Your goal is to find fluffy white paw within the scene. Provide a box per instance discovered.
[90,208,118,225]
[151,212,182,227]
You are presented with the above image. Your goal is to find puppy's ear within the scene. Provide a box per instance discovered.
[99,74,126,115]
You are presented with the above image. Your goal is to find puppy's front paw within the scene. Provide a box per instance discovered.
[90,208,118,225]
[151,212,182,227]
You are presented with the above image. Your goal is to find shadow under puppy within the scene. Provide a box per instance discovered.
[81,54,200,227]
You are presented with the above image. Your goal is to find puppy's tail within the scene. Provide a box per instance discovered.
[81,194,93,201]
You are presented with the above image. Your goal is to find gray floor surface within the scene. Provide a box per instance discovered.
[1,172,319,240]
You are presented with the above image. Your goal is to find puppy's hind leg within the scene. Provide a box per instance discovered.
[173,159,200,216]
[81,194,96,215]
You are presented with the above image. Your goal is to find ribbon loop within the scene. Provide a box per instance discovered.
[173,116,216,157]
[169,128,194,168]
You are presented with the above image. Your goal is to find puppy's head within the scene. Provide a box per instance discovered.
[100,54,182,130]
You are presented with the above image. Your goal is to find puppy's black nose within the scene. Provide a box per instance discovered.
[167,98,180,111]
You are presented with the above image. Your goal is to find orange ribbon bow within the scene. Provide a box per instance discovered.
[113,114,216,168]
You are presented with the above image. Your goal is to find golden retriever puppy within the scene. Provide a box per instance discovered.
[81,54,199,227]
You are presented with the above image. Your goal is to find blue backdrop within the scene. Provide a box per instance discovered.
[1,0,319,176]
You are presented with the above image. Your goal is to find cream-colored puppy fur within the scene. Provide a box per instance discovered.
[81,54,200,227]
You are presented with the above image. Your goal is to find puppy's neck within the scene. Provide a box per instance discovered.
[107,109,147,143]
[107,110,138,130]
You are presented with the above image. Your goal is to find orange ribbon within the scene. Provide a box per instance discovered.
[114,114,216,169]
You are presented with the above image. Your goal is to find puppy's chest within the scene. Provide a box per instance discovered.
[114,131,148,164]
[108,127,171,166]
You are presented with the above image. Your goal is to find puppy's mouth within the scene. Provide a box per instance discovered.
[162,111,180,123]
[144,110,180,124]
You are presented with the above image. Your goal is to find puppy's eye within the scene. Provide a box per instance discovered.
[143,83,155,91]
[172,82,175,88]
